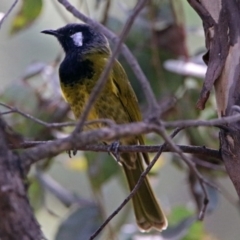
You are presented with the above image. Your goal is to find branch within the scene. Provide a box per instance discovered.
[187,0,215,28]
[0,0,18,29]
[163,112,240,128]
[3,99,239,130]
[0,102,74,128]
[15,141,221,161]
[36,170,93,207]
[191,157,224,171]
[19,111,240,168]
[0,102,115,129]
[7,106,240,172]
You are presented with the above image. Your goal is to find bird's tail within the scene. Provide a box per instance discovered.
[122,152,168,231]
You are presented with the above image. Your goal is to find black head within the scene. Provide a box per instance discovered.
[41,23,110,54]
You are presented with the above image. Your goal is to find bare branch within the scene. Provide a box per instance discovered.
[36,170,93,207]
[191,157,224,170]
[19,111,240,168]
[163,112,240,128]
[2,99,240,131]
[0,0,18,29]
[15,141,221,161]
[0,102,74,128]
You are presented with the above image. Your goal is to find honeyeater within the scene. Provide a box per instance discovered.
[41,23,167,231]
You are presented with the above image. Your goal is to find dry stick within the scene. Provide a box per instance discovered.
[36,170,93,207]
[19,113,240,167]
[0,102,116,129]
[0,0,18,29]
[57,0,159,113]
[72,0,148,135]
[21,111,240,168]
[0,102,74,128]
[16,141,221,161]
[101,0,111,24]
[2,100,240,129]
[187,0,215,28]
[191,157,224,171]
[89,127,183,240]
[163,113,240,128]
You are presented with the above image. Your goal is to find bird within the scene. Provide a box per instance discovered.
[41,23,167,231]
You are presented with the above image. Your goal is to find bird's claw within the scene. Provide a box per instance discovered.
[108,141,120,162]
[67,149,77,158]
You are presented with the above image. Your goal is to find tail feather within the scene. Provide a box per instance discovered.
[122,153,168,231]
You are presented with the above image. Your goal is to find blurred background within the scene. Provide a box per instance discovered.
[0,0,239,239]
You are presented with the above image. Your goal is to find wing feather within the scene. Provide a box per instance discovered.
[111,60,150,164]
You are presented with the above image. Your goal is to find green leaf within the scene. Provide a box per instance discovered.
[10,0,43,34]
[55,205,102,240]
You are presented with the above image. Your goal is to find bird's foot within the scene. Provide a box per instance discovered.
[108,141,120,162]
[67,148,77,158]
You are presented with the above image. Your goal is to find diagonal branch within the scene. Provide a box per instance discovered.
[0,0,19,29]
[0,102,74,128]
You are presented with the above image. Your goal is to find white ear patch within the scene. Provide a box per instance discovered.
[71,32,83,47]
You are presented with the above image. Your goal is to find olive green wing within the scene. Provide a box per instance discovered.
[112,60,150,164]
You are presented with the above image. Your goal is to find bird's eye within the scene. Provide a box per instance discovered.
[69,29,73,35]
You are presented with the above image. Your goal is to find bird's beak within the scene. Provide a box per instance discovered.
[41,29,59,37]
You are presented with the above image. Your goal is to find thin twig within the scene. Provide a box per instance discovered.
[101,0,111,24]
[72,0,148,135]
[163,114,240,128]
[0,102,74,128]
[1,101,240,131]
[187,0,215,28]
[191,157,224,171]
[15,141,221,161]
[0,0,18,29]
[36,170,93,207]
[0,102,116,129]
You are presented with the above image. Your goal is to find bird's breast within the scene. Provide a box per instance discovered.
[59,54,130,129]
[59,56,94,85]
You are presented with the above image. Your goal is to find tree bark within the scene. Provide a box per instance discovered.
[188,0,240,197]
[0,118,43,240]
